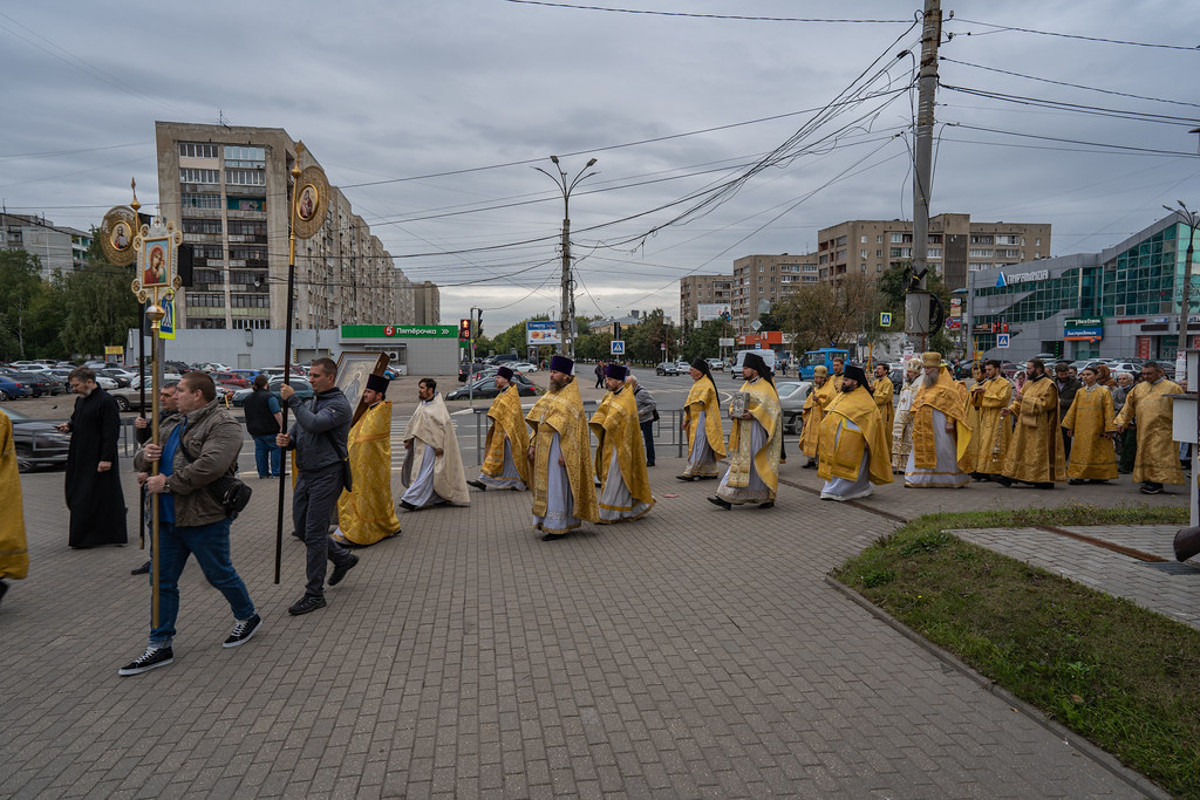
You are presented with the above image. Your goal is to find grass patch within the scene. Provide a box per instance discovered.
[834,504,1199,800]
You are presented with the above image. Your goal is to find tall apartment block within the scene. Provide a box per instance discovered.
[728,253,820,331]
[2,212,91,279]
[155,121,431,330]
[679,274,735,322]
[815,213,1050,290]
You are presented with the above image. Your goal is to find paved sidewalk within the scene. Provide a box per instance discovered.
[0,451,1181,798]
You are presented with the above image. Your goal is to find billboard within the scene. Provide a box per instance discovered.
[697,303,730,322]
[526,320,561,346]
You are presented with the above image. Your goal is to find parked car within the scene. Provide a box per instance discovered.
[655,361,681,376]
[675,360,690,372]
[110,386,156,412]
[230,378,314,407]
[0,375,33,400]
[0,369,56,397]
[212,371,251,389]
[97,368,135,388]
[0,407,71,472]
[510,362,538,374]
[775,380,812,435]
[446,373,538,400]
[94,376,118,390]
[459,361,488,383]
[130,372,183,390]
[706,358,725,372]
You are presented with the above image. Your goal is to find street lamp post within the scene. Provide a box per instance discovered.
[1165,202,1199,371]
[535,155,598,358]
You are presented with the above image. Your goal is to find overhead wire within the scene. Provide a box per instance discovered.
[502,1,912,24]
[948,17,1200,52]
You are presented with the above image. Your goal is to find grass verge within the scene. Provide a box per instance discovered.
[833,504,1198,800]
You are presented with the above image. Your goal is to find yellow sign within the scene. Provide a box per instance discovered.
[105,345,123,356]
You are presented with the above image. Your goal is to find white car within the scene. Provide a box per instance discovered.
[95,376,118,390]
[130,372,183,390]
[510,362,538,374]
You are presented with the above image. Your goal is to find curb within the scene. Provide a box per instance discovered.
[824,575,1172,800]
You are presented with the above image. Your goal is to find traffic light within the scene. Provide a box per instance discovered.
[459,318,471,341]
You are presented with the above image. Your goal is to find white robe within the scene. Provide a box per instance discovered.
[904,409,968,488]
[532,434,578,533]
[400,443,446,508]
[597,448,653,522]
[684,409,718,475]
[478,439,526,490]
[716,418,771,504]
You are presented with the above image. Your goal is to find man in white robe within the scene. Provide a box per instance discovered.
[399,378,470,510]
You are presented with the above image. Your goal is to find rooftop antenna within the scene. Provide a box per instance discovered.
[218,109,231,130]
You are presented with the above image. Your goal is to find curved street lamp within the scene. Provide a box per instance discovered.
[535,156,598,357]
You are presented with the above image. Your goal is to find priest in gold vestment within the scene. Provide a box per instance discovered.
[708,353,781,510]
[800,366,835,468]
[998,358,1066,488]
[1115,361,1184,494]
[333,374,402,545]
[590,364,654,523]
[468,366,531,492]
[678,358,726,480]
[870,363,895,461]
[818,365,893,501]
[526,356,598,539]
[967,359,1013,480]
[1062,365,1118,484]
[905,352,972,488]
[0,410,29,606]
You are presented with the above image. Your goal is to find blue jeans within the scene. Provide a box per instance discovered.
[150,518,256,647]
[254,434,281,477]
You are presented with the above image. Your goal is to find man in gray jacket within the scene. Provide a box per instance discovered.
[276,357,359,616]
[626,375,657,467]
[119,371,260,676]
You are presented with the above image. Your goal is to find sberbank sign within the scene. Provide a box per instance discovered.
[341,324,457,338]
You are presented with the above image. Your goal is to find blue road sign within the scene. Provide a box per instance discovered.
[611,340,625,355]
[997,333,1010,349]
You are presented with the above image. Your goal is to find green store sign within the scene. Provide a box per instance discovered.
[341,324,457,339]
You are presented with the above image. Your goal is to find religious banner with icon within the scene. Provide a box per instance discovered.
[100,205,139,266]
[292,164,330,240]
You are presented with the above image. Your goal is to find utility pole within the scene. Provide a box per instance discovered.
[535,156,598,358]
[905,0,942,351]
[1165,202,1199,375]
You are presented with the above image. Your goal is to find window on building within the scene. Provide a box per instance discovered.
[836,235,847,247]
[969,248,993,258]
[178,142,218,159]
[860,249,867,259]
[1036,238,1042,246]
[1000,249,1021,258]
[876,249,882,258]
[182,193,221,209]
[180,168,219,184]
[182,218,223,235]
[995,234,1019,246]
[860,235,867,243]
[928,247,942,258]
[227,197,265,212]
[224,146,266,168]
[970,234,994,245]
[226,169,265,186]
[890,247,912,258]
[877,235,882,243]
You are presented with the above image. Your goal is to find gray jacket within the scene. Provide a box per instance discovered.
[632,384,657,424]
[135,399,243,527]
[284,388,352,472]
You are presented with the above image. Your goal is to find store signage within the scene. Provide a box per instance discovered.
[341,324,457,339]
[1002,269,1049,285]
[1064,318,1103,341]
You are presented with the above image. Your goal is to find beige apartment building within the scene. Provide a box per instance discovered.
[729,253,820,332]
[679,274,734,322]
[154,121,431,330]
[816,213,1050,290]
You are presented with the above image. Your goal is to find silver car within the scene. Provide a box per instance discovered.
[775,380,812,435]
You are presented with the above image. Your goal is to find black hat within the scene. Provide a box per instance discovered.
[742,352,768,376]
[843,364,868,387]
[604,363,628,381]
[365,373,390,394]
[549,355,574,375]
[690,358,710,373]
[496,365,514,381]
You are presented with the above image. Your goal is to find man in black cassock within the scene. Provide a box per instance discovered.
[58,367,127,548]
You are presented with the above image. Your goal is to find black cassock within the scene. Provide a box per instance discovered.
[64,388,127,548]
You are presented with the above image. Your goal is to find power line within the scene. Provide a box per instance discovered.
[949,17,1200,51]
[940,84,1200,126]
[503,0,911,24]
[947,123,1200,158]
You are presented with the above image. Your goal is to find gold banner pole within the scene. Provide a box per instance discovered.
[275,161,301,585]
[145,303,165,628]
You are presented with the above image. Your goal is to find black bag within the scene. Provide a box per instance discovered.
[179,439,253,519]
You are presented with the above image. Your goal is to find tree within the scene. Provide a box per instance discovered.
[775,272,879,355]
[0,250,45,361]
[876,264,957,355]
[59,241,139,359]
[679,318,725,362]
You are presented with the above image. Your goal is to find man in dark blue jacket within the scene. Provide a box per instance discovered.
[277,358,359,615]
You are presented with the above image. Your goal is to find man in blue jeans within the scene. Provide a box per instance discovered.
[243,374,282,478]
[120,371,261,676]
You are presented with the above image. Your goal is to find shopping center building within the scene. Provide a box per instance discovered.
[966,215,1198,363]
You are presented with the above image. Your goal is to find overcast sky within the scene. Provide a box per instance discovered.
[3,1,1198,333]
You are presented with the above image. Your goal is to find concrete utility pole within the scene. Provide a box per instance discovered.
[535,156,598,358]
[905,0,942,350]
[1165,202,1199,371]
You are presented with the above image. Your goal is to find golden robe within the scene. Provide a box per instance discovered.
[401,393,470,506]
[718,378,781,502]
[871,375,895,460]
[682,376,726,478]
[1062,384,1118,480]
[480,384,531,488]
[526,380,598,530]
[817,386,894,486]
[800,380,836,458]
[1002,375,1066,483]
[1114,378,1185,485]
[590,387,655,521]
[0,412,29,581]
[968,376,1013,475]
[911,369,973,471]
[335,401,402,545]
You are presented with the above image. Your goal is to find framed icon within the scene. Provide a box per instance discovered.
[335,351,390,426]
[142,239,171,288]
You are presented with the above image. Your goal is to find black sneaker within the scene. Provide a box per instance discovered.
[467,479,487,491]
[118,646,174,676]
[328,555,359,587]
[1141,483,1164,495]
[131,561,150,575]
[288,595,326,616]
[223,614,263,648]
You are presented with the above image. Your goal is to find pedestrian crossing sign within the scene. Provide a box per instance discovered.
[997,333,1010,349]
[879,312,892,328]
[611,340,625,355]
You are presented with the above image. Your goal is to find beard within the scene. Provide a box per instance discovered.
[841,382,856,393]
[921,371,938,389]
[549,375,571,392]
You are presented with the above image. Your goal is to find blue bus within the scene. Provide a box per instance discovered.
[797,348,849,380]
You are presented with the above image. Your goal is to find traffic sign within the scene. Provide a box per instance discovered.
[997,333,1010,349]
[611,340,626,355]
[879,312,892,328]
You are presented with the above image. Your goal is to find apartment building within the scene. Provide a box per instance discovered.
[155,121,429,330]
[679,274,734,322]
[2,212,91,279]
[816,213,1050,290]
[729,253,819,332]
